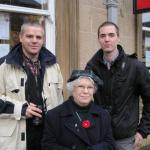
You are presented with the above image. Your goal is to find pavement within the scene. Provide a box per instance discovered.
[139,146,150,150]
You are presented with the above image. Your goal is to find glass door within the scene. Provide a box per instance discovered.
[142,12,150,69]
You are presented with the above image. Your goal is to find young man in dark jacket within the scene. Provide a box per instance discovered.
[85,21,150,150]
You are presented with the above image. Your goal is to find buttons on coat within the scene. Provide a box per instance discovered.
[72,145,76,149]
[75,123,80,132]
[75,123,78,128]
[86,146,91,150]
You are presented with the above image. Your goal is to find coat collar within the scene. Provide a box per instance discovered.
[60,96,101,117]
[98,44,126,65]
[6,43,56,67]
[86,44,127,76]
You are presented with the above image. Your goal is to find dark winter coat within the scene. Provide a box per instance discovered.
[42,97,115,150]
[85,45,150,140]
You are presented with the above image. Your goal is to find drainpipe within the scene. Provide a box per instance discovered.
[106,0,118,24]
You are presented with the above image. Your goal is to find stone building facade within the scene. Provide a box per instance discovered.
[0,0,149,149]
[55,0,143,94]
[55,1,150,149]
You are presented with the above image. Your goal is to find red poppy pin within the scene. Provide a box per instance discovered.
[82,120,91,128]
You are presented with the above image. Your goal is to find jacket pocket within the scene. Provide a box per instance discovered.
[0,119,17,136]
[5,83,20,101]
[44,78,63,110]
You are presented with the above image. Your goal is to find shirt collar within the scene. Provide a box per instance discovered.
[103,49,119,69]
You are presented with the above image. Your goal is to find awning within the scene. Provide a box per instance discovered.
[133,0,150,14]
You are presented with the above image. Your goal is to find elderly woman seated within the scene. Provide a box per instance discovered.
[42,70,115,150]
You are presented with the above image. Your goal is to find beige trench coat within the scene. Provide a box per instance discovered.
[0,62,63,150]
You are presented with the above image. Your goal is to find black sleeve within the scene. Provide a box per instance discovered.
[42,113,71,150]
[90,111,116,150]
[0,99,14,114]
[136,62,150,138]
[21,103,28,116]
[0,55,6,65]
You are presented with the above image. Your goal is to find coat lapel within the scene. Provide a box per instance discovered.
[61,98,91,145]
[64,116,91,145]
[60,97,101,146]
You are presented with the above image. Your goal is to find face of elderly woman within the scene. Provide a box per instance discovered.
[72,77,95,107]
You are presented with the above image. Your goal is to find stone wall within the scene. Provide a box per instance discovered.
[77,0,150,148]
[78,0,136,68]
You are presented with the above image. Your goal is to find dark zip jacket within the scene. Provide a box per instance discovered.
[85,45,150,140]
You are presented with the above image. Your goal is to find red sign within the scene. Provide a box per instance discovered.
[133,0,150,13]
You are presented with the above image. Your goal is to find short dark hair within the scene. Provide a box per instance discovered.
[97,21,119,38]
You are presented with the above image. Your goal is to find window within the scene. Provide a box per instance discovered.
[142,12,150,68]
[0,0,55,57]
[0,0,48,10]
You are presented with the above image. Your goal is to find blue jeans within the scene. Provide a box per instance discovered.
[115,136,135,150]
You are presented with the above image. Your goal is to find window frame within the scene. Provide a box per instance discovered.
[0,1,56,54]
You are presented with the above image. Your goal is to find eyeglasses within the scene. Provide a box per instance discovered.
[75,85,94,91]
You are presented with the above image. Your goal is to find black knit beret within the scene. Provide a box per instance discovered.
[67,70,103,86]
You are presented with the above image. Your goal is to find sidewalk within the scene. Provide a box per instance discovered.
[140,145,150,150]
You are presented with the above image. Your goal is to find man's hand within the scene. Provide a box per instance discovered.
[25,103,42,118]
[134,132,143,147]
